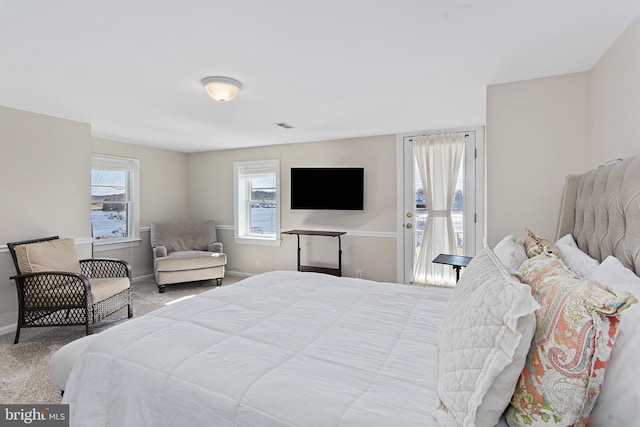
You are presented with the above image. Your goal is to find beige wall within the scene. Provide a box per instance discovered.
[486,73,590,246]
[187,135,398,281]
[0,122,191,332]
[93,138,190,226]
[92,137,190,278]
[486,15,640,247]
[0,107,92,330]
[589,17,640,164]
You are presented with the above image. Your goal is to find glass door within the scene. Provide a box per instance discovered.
[399,129,482,285]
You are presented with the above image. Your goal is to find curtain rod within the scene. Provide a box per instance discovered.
[407,133,470,142]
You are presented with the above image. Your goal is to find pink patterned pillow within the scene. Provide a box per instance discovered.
[506,254,636,427]
[523,228,560,259]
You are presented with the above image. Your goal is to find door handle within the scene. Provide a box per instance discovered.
[405,223,413,229]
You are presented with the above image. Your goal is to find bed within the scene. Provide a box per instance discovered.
[58,154,640,427]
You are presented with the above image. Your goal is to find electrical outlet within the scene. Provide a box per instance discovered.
[256,260,261,268]
[355,270,362,279]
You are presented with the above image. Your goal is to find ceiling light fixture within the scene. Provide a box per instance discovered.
[201,76,242,102]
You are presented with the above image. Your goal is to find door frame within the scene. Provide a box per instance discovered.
[395,126,485,284]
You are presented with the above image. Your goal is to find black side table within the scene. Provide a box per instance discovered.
[432,254,473,282]
[282,230,346,276]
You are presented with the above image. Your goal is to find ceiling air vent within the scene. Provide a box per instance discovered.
[274,122,295,129]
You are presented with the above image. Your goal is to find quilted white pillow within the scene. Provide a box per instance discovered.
[434,247,539,427]
[493,235,527,273]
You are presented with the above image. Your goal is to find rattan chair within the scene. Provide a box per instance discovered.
[7,236,133,344]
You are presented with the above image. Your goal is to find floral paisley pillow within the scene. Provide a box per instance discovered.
[523,228,561,259]
[505,253,637,427]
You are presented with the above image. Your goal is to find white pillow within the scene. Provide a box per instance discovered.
[493,235,527,273]
[434,247,540,427]
[555,234,599,277]
[589,255,640,293]
[555,233,578,248]
[587,256,640,427]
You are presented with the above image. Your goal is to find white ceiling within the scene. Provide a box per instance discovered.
[2,1,639,153]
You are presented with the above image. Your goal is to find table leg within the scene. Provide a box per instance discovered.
[453,266,461,282]
[337,235,342,277]
[296,234,301,272]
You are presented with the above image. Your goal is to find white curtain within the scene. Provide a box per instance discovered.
[412,133,465,287]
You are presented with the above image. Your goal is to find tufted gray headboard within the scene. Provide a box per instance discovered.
[556,154,640,275]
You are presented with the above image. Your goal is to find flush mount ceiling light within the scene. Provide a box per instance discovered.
[201,76,242,102]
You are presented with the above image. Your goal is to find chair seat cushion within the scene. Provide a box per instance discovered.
[155,251,227,272]
[90,277,130,303]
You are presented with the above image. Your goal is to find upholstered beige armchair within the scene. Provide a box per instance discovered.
[7,236,132,344]
[150,221,227,293]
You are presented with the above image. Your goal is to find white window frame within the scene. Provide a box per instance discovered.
[91,154,141,251]
[234,159,281,246]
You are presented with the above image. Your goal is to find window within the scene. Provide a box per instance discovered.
[91,154,140,249]
[234,159,281,246]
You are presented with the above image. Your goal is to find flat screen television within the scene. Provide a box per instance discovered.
[291,167,364,210]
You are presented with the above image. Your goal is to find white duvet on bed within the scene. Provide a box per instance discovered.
[64,271,457,426]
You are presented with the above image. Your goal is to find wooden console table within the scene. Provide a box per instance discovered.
[282,230,346,277]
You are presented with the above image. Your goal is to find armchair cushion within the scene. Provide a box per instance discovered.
[209,241,224,253]
[154,246,168,258]
[90,277,131,303]
[151,221,218,254]
[155,251,227,272]
[14,238,81,274]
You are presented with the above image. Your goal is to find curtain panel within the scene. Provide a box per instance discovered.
[412,133,465,286]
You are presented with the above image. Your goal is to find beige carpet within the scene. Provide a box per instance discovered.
[0,276,239,404]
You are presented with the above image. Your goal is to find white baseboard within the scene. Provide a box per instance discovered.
[226,270,256,279]
[132,272,251,282]
[0,323,16,337]
[132,273,155,282]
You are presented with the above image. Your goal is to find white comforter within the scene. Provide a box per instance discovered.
[63,271,453,426]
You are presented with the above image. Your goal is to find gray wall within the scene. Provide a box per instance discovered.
[0,125,191,333]
[486,15,640,247]
[486,72,590,246]
[187,135,398,281]
[589,16,640,164]
[0,107,92,329]
[91,137,191,279]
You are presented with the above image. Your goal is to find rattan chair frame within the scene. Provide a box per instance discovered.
[7,236,133,344]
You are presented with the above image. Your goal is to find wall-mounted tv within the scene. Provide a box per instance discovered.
[291,167,364,210]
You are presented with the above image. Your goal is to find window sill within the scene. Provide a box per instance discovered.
[234,236,282,247]
[93,238,142,252]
